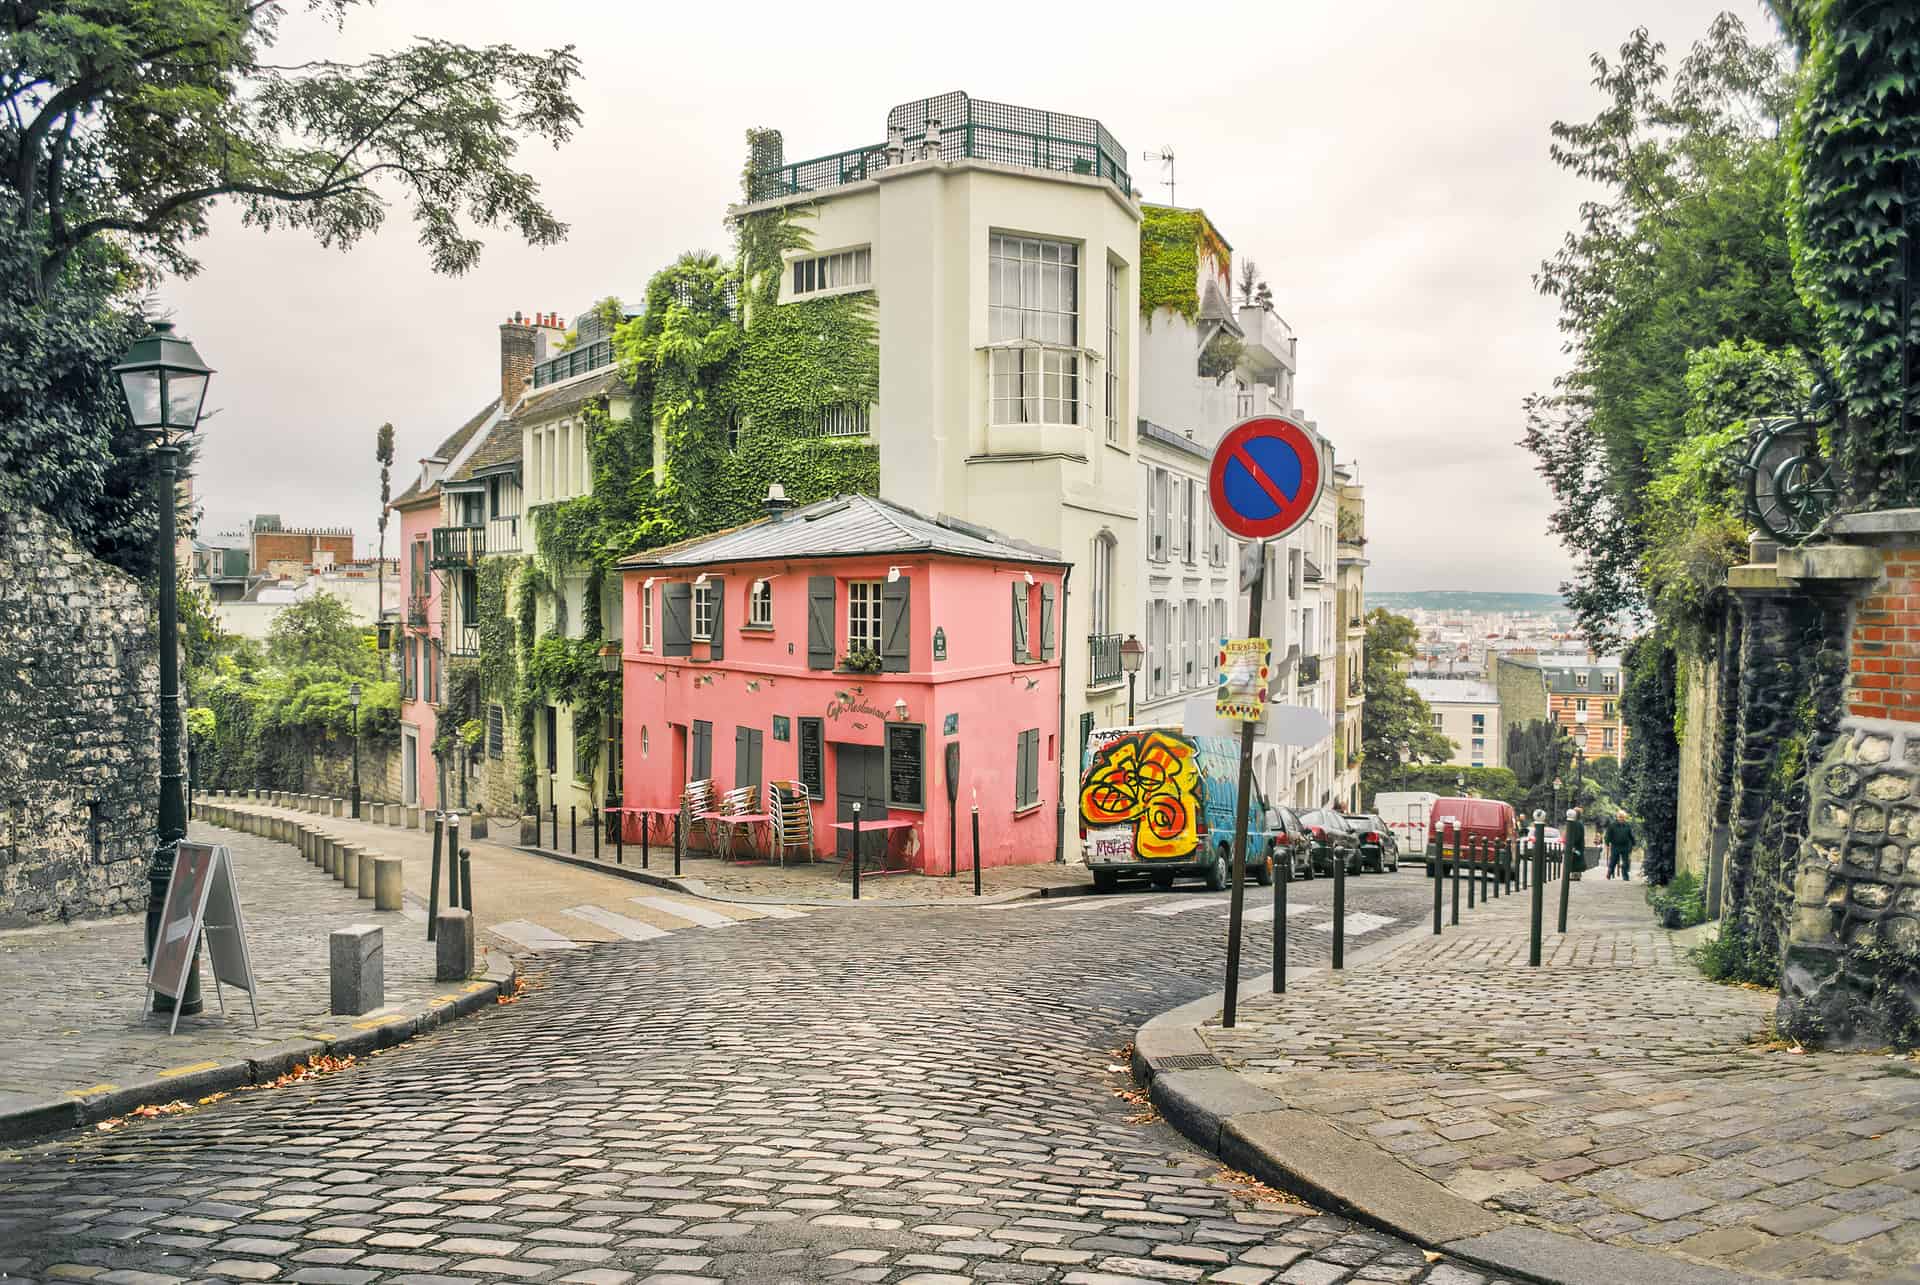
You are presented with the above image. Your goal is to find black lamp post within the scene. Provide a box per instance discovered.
[1119,634,1145,724]
[117,321,213,1018]
[349,681,363,818]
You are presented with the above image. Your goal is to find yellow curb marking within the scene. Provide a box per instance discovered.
[66,1083,117,1098]
[350,1017,410,1031]
[429,997,454,1007]
[463,982,488,993]
[158,1060,219,1078]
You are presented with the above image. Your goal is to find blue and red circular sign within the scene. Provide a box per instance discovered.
[1207,415,1324,541]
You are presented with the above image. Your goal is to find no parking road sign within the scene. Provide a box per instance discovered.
[1208,415,1324,541]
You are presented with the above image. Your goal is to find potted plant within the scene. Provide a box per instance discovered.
[458,719,488,836]
[840,647,883,674]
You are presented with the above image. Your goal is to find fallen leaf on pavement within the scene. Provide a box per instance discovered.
[1424,1251,1444,1263]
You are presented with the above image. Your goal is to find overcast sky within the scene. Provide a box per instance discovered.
[162,0,1772,594]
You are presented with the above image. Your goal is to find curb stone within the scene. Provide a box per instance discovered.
[1132,963,1763,1285]
[0,951,516,1148]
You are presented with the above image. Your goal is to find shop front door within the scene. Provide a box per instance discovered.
[834,744,887,861]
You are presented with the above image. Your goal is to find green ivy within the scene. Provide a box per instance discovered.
[476,557,520,704]
[1139,205,1202,328]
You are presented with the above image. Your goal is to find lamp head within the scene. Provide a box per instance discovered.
[1118,634,1145,674]
[348,681,362,708]
[114,321,214,439]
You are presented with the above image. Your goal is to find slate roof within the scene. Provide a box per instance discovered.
[449,415,521,483]
[620,494,1064,570]
[1410,678,1500,706]
[391,397,500,506]
[507,367,625,426]
[1137,418,1208,460]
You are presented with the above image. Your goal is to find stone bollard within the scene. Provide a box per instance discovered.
[435,908,474,981]
[467,814,489,840]
[373,856,403,911]
[357,850,376,899]
[329,925,384,1015]
[325,839,342,876]
[403,805,420,830]
[339,843,359,889]
[317,835,333,870]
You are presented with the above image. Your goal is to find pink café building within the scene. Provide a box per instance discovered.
[618,489,1068,871]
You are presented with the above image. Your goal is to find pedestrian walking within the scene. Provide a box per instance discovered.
[1565,807,1586,881]
[1605,810,1635,880]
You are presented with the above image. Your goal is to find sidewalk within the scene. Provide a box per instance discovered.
[1134,872,1920,1284]
[0,822,512,1145]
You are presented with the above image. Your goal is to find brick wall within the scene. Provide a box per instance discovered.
[1846,545,1920,723]
[0,490,161,927]
[251,530,354,571]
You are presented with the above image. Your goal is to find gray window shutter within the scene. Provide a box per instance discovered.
[1014,731,1028,809]
[734,726,750,787]
[693,719,712,780]
[1040,583,1056,661]
[881,575,911,672]
[663,583,692,657]
[750,729,763,789]
[708,577,725,660]
[1012,582,1029,663]
[807,576,835,670]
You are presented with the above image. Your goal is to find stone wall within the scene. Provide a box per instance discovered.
[302,736,403,805]
[1675,648,1723,886]
[0,494,160,927]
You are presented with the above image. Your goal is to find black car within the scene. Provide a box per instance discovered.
[1342,813,1400,872]
[1298,809,1362,876]
[1266,802,1315,881]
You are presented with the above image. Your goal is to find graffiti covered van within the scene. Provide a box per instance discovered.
[1078,726,1281,893]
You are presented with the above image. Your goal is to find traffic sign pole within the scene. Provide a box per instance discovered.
[1221,557,1262,1029]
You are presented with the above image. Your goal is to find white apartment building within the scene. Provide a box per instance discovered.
[1129,206,1345,811]
[1408,677,1503,769]
[735,92,1144,818]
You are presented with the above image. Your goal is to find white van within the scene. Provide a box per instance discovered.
[1371,791,1438,859]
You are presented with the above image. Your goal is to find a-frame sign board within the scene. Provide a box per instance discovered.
[146,842,261,1036]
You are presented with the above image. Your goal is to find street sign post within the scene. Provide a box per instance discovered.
[1207,415,1325,1029]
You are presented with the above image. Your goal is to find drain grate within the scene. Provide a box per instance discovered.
[1153,1052,1222,1071]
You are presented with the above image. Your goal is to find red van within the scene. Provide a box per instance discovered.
[1423,796,1519,877]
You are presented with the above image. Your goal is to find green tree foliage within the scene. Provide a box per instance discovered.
[2,0,582,291]
[1780,1,1920,507]
[1395,764,1523,806]
[265,592,376,675]
[1523,15,1815,648]
[1360,609,1455,803]
[1620,634,1681,884]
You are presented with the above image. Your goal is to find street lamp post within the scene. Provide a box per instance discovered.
[1119,634,1145,724]
[117,321,213,1018]
[349,682,363,818]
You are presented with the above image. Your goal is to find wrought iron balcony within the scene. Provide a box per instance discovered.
[406,595,429,627]
[429,525,483,569]
[450,623,481,658]
[1298,654,1322,685]
[1088,632,1123,686]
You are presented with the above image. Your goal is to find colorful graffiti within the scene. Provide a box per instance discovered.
[1079,729,1202,859]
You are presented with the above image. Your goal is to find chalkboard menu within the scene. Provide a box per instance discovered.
[797,717,824,800]
[886,722,925,810]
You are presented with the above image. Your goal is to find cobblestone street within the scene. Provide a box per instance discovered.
[0,870,1504,1284]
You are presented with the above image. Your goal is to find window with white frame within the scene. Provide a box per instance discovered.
[809,402,870,438]
[1105,259,1120,443]
[642,586,653,650]
[749,579,773,628]
[1150,469,1169,561]
[1091,535,1114,635]
[692,582,715,641]
[988,234,1081,426]
[1184,479,1197,564]
[848,580,882,653]
[791,246,871,297]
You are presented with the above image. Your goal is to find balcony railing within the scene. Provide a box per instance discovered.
[1088,632,1123,686]
[1298,654,1322,685]
[748,92,1130,203]
[531,338,614,390]
[406,595,429,627]
[450,624,481,658]
[429,525,483,569]
[486,513,522,554]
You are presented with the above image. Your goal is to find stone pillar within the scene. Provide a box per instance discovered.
[373,857,404,911]
[435,908,474,981]
[339,843,359,889]
[357,850,376,899]
[329,925,384,1015]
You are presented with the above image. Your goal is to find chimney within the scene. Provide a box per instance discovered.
[763,482,794,522]
[500,310,539,409]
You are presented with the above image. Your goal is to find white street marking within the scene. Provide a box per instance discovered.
[563,904,669,941]
[1306,911,1398,936]
[742,904,808,919]
[1137,897,1222,918]
[1242,903,1316,924]
[629,895,742,929]
[489,919,583,951]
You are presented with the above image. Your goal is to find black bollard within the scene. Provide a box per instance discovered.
[972,804,982,898]
[570,806,577,855]
[1450,825,1462,925]
[459,848,473,913]
[613,807,622,865]
[673,810,682,876]
[427,813,444,942]
[1529,822,1546,966]
[550,803,558,850]
[446,814,462,911]
[1558,830,1573,934]
[851,803,862,901]
[642,812,651,869]
[1332,840,1346,970]
[1274,843,1289,992]
[1431,839,1444,935]
[592,807,600,860]
[1489,838,1499,900]
[1467,833,1477,909]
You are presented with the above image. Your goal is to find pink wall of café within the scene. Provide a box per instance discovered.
[618,553,1066,871]
[397,500,440,811]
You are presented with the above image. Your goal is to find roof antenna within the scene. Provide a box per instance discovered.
[1141,145,1175,204]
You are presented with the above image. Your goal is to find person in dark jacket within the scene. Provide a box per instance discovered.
[1605,811,1635,880]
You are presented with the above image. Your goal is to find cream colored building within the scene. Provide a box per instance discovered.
[734,93,1144,822]
[1335,465,1367,810]
[1408,677,1502,769]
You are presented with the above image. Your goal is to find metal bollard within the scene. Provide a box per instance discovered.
[446,815,462,912]
[1431,841,1444,935]
[642,812,650,869]
[673,810,682,877]
[971,803,982,898]
[459,848,473,914]
[612,807,620,865]
[550,803,558,850]
[1332,840,1346,969]
[591,806,600,860]
[1489,838,1499,900]
[1467,833,1477,909]
[570,805,577,855]
[427,813,443,943]
[1274,842,1289,992]
[1558,831,1573,934]
[1451,824,1462,925]
[1529,822,1547,966]
[851,802,862,901]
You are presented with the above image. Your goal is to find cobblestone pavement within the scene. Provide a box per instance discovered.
[0,822,488,1115]
[0,869,1519,1284]
[1202,875,1920,1282]
[596,849,1094,904]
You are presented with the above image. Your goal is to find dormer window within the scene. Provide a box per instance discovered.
[791,247,871,298]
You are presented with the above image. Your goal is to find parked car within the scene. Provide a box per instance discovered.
[1266,801,1315,881]
[1079,726,1281,893]
[1342,812,1400,872]
[1298,808,1362,877]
